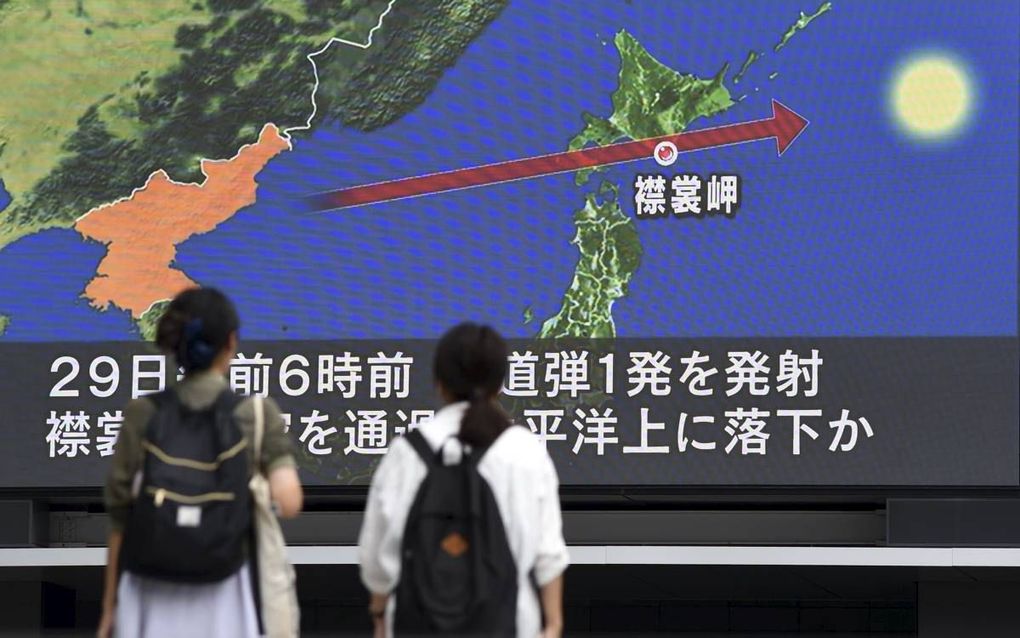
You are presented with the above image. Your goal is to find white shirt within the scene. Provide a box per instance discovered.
[358,402,570,637]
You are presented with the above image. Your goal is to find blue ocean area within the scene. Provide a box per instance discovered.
[0,0,1016,342]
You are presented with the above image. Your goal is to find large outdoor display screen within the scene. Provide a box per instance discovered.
[0,0,1016,488]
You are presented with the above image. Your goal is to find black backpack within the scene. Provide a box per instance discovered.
[394,429,519,636]
[120,388,252,583]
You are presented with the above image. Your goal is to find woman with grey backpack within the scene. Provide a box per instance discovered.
[98,288,303,638]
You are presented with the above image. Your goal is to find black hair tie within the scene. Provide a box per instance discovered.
[182,318,214,371]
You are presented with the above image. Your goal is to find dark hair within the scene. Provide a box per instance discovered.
[434,322,510,447]
[155,288,240,373]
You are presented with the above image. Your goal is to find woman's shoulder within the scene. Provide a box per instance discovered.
[123,396,158,425]
[487,425,557,472]
[230,393,283,420]
[366,434,426,491]
[499,423,547,449]
[384,434,430,470]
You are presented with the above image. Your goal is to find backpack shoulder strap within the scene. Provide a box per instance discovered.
[140,389,179,442]
[251,395,264,463]
[404,429,437,469]
[148,387,176,406]
[212,387,244,414]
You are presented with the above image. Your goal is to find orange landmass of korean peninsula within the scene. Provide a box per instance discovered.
[76,124,290,318]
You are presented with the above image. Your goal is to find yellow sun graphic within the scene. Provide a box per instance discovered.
[891,53,973,140]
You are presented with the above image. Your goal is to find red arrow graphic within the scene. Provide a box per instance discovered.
[307,99,808,212]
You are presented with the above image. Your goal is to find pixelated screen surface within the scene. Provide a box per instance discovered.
[0,0,1016,488]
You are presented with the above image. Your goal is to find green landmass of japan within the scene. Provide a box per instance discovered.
[568,30,733,187]
[539,30,734,339]
[538,183,640,339]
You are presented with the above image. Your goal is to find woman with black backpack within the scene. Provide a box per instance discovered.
[358,323,569,637]
[98,288,303,638]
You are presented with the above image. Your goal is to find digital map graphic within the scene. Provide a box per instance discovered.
[0,0,1015,342]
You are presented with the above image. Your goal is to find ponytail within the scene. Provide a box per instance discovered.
[433,323,510,448]
[155,288,240,373]
[460,385,511,448]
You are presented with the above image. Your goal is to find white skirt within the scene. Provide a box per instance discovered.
[115,564,260,638]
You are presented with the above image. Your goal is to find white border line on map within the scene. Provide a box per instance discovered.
[283,0,398,137]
